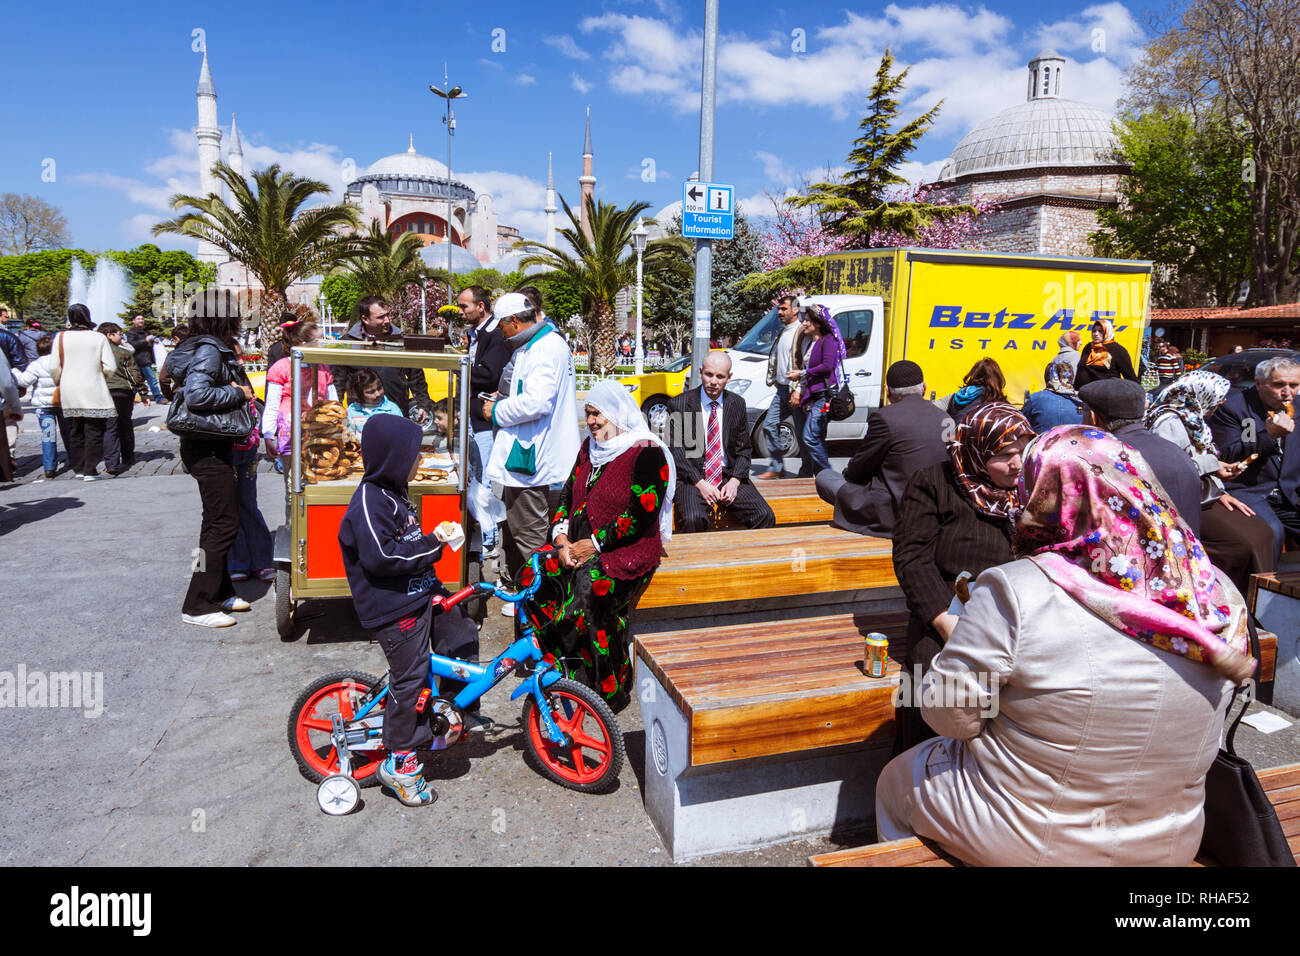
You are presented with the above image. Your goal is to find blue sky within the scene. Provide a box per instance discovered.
[0,0,1148,257]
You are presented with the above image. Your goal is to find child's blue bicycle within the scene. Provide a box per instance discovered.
[288,554,624,814]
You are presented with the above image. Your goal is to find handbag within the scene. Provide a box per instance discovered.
[827,363,855,422]
[1197,615,1296,867]
[51,333,64,406]
[505,439,537,476]
[166,361,254,442]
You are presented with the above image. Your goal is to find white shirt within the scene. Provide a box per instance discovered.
[774,321,798,381]
[485,324,579,488]
[698,386,729,471]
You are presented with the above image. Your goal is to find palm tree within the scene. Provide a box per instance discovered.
[518,195,689,374]
[153,162,362,344]
[340,221,429,301]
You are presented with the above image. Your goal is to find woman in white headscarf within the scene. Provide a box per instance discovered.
[520,379,676,712]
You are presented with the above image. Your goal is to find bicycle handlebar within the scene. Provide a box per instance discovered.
[431,552,544,612]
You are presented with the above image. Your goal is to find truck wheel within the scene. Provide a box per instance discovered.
[751,417,801,461]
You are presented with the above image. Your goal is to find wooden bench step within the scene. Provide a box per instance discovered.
[636,611,909,767]
[809,761,1300,867]
[639,524,895,610]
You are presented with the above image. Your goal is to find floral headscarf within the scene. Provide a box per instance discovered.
[1014,425,1253,682]
[808,303,847,382]
[947,402,1036,520]
[1143,369,1230,456]
[1045,360,1077,396]
[1082,319,1116,369]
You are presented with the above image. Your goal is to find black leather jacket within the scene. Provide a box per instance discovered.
[167,335,246,412]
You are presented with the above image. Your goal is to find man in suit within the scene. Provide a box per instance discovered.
[1078,378,1204,536]
[667,352,775,532]
[815,360,950,537]
[1210,355,1300,561]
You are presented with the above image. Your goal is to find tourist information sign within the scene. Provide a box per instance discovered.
[681,181,734,240]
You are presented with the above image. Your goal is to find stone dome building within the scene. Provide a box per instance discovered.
[937,50,1126,256]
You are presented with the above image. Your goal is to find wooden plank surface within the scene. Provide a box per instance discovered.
[638,524,895,609]
[1251,570,1300,601]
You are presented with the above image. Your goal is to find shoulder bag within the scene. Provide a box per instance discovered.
[51,334,64,406]
[166,357,254,442]
[1196,614,1296,867]
[827,361,855,422]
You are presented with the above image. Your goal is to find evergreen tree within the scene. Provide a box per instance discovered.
[790,49,971,246]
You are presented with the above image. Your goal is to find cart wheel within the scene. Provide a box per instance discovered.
[521,679,624,794]
[288,670,388,786]
[316,774,361,815]
[275,568,295,639]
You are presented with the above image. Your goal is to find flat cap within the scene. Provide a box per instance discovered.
[1078,378,1147,420]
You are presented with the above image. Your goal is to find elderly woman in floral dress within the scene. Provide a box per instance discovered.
[519,380,675,712]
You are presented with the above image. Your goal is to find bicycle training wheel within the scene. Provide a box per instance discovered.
[521,679,624,794]
[288,671,387,787]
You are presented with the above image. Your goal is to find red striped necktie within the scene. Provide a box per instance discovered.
[705,399,723,486]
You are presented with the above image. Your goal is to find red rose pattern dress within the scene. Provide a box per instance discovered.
[520,442,669,713]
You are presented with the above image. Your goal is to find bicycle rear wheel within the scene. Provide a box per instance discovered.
[288,671,387,787]
[521,679,624,794]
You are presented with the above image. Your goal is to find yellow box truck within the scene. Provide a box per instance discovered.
[724,247,1152,459]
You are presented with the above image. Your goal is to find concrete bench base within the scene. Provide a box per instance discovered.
[637,661,890,860]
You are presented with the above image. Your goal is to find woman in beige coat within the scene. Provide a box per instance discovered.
[875,424,1254,866]
[52,304,116,480]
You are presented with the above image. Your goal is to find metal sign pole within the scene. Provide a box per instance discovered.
[689,0,719,391]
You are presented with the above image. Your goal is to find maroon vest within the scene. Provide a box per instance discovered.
[572,440,664,580]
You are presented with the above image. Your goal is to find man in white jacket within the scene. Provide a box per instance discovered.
[481,293,579,590]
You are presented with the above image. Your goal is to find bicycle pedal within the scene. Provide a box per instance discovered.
[414,688,432,714]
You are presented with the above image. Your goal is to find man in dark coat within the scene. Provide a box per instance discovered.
[666,352,775,532]
[459,285,509,472]
[815,360,950,537]
[1209,355,1300,561]
[1078,379,1203,536]
[340,295,432,420]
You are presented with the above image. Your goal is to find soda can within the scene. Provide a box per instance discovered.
[864,632,889,679]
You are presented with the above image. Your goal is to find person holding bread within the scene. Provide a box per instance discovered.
[1210,354,1300,561]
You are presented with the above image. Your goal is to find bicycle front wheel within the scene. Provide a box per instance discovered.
[521,679,624,794]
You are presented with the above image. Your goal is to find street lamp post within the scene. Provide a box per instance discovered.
[632,217,648,375]
[430,69,466,308]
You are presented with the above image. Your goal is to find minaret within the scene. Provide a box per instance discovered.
[545,152,557,248]
[228,114,245,179]
[1027,49,1065,101]
[579,107,595,240]
[195,47,223,263]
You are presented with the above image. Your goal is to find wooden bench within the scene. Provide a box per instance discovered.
[635,610,909,860]
[1249,571,1300,713]
[672,477,832,529]
[635,524,899,634]
[808,762,1300,867]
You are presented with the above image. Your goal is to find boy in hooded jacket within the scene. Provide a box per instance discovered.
[338,413,479,807]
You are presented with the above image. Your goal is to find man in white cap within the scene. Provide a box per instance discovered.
[481,293,579,606]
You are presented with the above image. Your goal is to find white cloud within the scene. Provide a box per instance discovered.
[897,158,949,185]
[458,169,549,244]
[543,34,590,60]
[1032,3,1144,66]
[581,4,1136,121]
[516,73,537,86]
[571,73,592,93]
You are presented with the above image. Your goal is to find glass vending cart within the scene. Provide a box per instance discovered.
[272,343,470,638]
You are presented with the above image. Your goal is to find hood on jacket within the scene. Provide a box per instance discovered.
[360,412,422,492]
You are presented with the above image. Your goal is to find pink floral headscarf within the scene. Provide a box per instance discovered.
[1013,425,1253,682]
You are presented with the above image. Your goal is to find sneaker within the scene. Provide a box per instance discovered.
[229,571,250,582]
[82,475,101,482]
[220,597,252,612]
[182,612,237,628]
[754,470,782,480]
[501,601,516,618]
[44,470,56,479]
[377,752,437,807]
[73,473,85,479]
[257,568,277,583]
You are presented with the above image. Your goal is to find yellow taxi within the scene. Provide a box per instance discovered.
[618,355,693,432]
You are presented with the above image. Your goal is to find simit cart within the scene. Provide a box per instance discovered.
[271,343,470,638]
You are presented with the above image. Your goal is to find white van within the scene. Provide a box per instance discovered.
[723,294,883,459]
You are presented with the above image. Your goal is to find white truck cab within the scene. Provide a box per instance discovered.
[723,294,884,459]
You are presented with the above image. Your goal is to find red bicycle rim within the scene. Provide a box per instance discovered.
[529,691,612,784]
[295,681,386,780]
